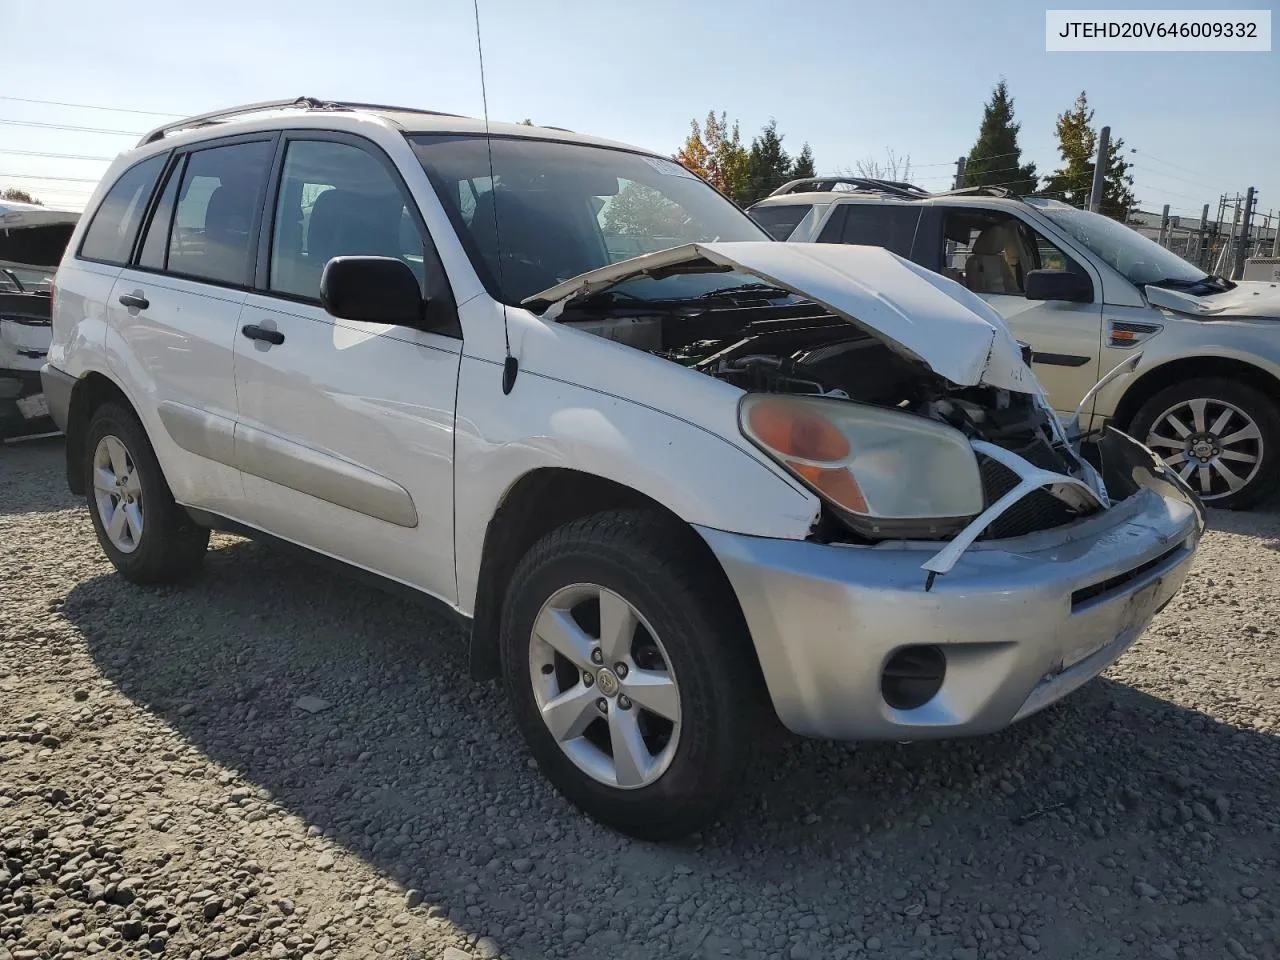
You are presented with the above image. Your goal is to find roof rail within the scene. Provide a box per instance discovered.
[769,176,930,200]
[137,97,466,146]
[928,185,1014,199]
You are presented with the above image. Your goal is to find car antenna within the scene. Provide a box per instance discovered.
[473,0,517,394]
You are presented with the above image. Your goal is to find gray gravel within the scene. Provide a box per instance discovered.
[2,436,1278,960]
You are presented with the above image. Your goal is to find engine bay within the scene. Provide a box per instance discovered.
[559,295,1103,542]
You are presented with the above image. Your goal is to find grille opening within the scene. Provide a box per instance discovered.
[977,455,1088,540]
[881,645,946,710]
[1070,544,1182,610]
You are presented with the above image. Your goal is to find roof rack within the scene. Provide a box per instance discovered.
[137,97,465,146]
[769,176,931,200]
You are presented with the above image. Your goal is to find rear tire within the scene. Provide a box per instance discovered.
[1128,378,1280,510]
[83,402,209,583]
[499,509,765,840]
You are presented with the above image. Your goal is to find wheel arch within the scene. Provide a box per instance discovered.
[63,371,136,495]
[1111,355,1280,431]
[467,467,755,683]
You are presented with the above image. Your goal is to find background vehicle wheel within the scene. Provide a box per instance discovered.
[500,509,765,840]
[1129,378,1280,510]
[84,402,209,583]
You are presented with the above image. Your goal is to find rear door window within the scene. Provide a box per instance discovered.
[78,155,166,265]
[166,140,274,287]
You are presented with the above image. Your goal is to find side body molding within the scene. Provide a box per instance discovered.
[156,400,418,528]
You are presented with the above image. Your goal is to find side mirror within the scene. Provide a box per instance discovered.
[1024,268,1093,303]
[320,256,425,326]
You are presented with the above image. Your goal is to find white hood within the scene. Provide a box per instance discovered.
[1145,280,1280,319]
[527,242,1041,393]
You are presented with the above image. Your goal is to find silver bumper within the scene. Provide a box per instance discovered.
[696,478,1203,741]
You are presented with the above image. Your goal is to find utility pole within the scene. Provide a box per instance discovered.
[1158,205,1171,247]
[1088,125,1110,213]
[1197,203,1210,270]
[1232,186,1256,280]
[954,156,967,190]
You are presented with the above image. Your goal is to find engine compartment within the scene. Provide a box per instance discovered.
[560,296,1101,542]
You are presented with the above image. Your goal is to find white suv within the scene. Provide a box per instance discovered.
[750,177,1280,509]
[44,99,1203,839]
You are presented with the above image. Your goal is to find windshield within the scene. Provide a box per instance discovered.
[1037,205,1207,287]
[0,222,77,293]
[410,134,768,306]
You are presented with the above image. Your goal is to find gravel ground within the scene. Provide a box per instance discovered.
[2,436,1278,960]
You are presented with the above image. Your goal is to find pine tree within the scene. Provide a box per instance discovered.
[744,119,792,204]
[962,79,1038,195]
[1043,91,1135,220]
[791,144,816,180]
[1101,136,1135,220]
[1044,91,1098,208]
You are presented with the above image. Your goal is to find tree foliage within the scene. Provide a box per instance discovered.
[673,113,814,206]
[1,187,42,205]
[601,182,690,238]
[1043,90,1134,220]
[962,79,1038,195]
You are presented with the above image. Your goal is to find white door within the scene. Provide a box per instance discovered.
[107,136,276,513]
[231,135,462,603]
[943,210,1104,416]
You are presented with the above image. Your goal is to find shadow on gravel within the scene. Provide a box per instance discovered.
[0,435,77,517]
[65,537,1280,960]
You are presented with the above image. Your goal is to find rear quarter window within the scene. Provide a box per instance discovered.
[78,155,167,265]
[820,204,922,258]
[748,203,814,241]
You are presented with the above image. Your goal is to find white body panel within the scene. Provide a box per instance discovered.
[232,293,462,604]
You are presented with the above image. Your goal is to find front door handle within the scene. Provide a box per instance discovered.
[241,323,285,346]
[118,293,149,310]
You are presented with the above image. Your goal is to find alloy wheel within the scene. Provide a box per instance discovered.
[529,583,681,789]
[92,435,144,553]
[1145,397,1263,501]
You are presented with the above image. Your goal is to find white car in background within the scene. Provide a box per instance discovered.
[43,99,1203,839]
[1,200,80,440]
[750,178,1280,509]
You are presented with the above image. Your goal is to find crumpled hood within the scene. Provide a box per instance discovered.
[1145,280,1280,319]
[526,241,1042,394]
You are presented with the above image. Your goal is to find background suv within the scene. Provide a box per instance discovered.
[749,177,1280,509]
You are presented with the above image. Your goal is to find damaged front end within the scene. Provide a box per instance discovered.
[527,242,1186,584]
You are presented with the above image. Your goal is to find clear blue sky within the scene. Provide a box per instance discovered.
[3,0,1276,226]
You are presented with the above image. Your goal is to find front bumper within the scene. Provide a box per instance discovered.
[697,441,1204,741]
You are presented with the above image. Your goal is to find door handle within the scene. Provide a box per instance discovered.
[118,293,149,310]
[241,323,285,346]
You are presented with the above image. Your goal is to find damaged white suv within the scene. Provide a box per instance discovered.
[43,98,1204,839]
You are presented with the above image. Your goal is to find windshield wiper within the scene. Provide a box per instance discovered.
[693,282,798,300]
[1146,274,1235,294]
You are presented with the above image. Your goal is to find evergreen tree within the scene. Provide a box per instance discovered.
[1100,135,1135,220]
[1044,91,1098,207]
[1043,91,1135,220]
[744,119,792,204]
[791,143,816,180]
[962,79,1038,195]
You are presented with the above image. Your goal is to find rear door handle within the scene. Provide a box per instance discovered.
[118,293,149,310]
[241,324,285,346]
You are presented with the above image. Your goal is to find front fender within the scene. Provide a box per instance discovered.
[453,356,820,615]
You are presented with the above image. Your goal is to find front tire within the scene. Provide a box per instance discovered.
[1129,378,1280,510]
[83,402,209,583]
[499,509,765,840]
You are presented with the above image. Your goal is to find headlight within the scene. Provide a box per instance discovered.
[739,394,985,538]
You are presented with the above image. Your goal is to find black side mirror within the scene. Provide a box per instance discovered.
[320,256,425,326]
[1024,268,1093,303]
